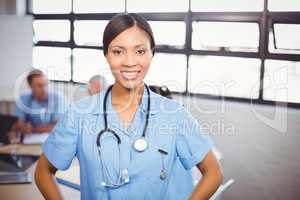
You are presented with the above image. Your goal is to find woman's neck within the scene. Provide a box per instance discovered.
[111,82,144,108]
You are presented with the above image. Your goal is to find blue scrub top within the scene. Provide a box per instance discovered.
[42,86,214,200]
[15,92,69,127]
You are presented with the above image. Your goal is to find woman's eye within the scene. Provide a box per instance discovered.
[112,50,122,55]
[136,49,146,55]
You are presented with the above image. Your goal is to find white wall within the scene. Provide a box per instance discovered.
[0,15,33,100]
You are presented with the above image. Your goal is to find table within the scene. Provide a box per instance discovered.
[0,144,80,200]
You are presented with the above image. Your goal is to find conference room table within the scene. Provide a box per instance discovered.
[0,144,80,200]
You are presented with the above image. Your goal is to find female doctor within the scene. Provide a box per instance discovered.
[35,13,223,200]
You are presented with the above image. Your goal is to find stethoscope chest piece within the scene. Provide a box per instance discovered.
[160,170,167,180]
[133,137,148,152]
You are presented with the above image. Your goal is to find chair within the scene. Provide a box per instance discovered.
[209,179,234,200]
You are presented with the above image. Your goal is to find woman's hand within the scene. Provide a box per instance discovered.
[188,151,224,200]
[35,153,64,200]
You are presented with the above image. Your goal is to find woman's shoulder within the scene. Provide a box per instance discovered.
[68,91,106,116]
[150,91,184,116]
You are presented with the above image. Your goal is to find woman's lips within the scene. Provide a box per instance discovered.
[120,71,140,80]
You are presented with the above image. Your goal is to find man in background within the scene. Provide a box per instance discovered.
[88,74,108,96]
[15,69,69,135]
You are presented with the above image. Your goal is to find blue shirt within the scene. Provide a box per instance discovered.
[15,92,69,127]
[42,86,214,200]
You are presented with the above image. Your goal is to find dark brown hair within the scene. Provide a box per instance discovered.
[103,13,156,56]
[149,85,173,99]
[27,69,45,85]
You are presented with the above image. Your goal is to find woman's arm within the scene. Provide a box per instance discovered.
[188,151,224,200]
[35,153,64,200]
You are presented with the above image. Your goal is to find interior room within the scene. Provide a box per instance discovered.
[0,0,299,199]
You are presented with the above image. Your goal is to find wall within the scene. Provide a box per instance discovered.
[174,94,300,200]
[0,15,32,100]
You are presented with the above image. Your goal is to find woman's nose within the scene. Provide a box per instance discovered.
[123,53,137,67]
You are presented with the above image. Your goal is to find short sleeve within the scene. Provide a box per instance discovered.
[42,105,79,170]
[176,107,214,170]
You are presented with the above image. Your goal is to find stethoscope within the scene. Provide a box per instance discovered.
[96,84,153,188]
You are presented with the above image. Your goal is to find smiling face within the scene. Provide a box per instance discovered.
[105,25,153,90]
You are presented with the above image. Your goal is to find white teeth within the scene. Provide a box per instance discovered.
[121,71,139,80]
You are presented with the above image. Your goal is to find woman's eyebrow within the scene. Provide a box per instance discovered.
[109,44,147,49]
[109,45,125,49]
[134,44,147,48]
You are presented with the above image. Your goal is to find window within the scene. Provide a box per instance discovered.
[192,22,259,52]
[145,53,187,92]
[268,0,300,11]
[127,0,188,12]
[189,56,261,98]
[191,0,264,12]
[269,24,300,54]
[74,20,109,46]
[73,0,124,13]
[33,20,70,42]
[264,60,300,103]
[149,21,185,47]
[33,46,71,81]
[32,0,71,14]
[29,0,300,106]
[72,48,114,84]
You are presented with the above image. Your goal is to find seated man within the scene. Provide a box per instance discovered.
[88,75,108,96]
[15,69,69,135]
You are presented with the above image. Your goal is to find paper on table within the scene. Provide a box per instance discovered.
[22,133,49,145]
[0,144,42,156]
